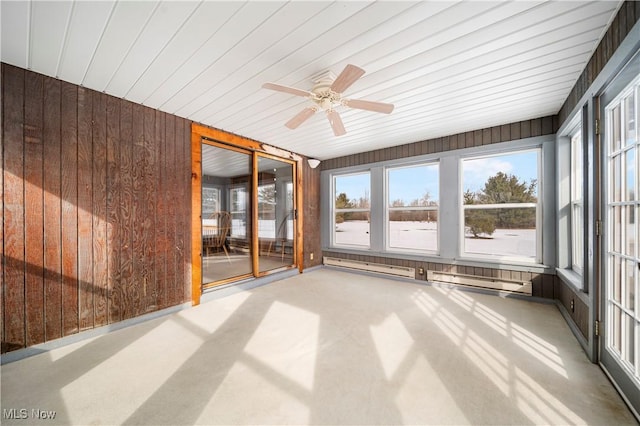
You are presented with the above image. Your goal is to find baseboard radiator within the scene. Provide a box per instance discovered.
[427,270,532,295]
[323,257,415,279]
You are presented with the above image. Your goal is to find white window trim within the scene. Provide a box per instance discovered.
[556,109,586,292]
[331,171,372,250]
[385,161,440,255]
[459,148,542,264]
[570,129,585,275]
[321,135,555,272]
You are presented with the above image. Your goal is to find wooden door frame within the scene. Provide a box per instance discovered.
[190,124,304,305]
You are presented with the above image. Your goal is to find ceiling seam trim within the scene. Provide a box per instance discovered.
[187,2,337,120]
[141,1,248,107]
[167,1,291,115]
[102,1,162,94]
[80,1,117,88]
[122,0,204,102]
[26,0,32,69]
[55,2,76,79]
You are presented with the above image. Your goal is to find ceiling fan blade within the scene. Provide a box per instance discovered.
[327,110,346,136]
[285,107,316,129]
[263,82,313,98]
[343,98,394,114]
[330,64,365,93]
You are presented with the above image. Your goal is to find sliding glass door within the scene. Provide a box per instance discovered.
[201,143,253,285]
[200,140,297,288]
[258,155,295,274]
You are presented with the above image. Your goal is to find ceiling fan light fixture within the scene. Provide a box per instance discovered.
[262,64,394,136]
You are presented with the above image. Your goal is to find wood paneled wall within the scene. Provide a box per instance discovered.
[302,160,322,269]
[1,64,192,353]
[558,1,640,124]
[320,116,557,170]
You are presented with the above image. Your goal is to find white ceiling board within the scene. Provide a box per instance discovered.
[105,1,200,98]
[125,1,243,104]
[146,2,285,109]
[56,1,115,84]
[192,2,433,125]
[1,1,30,68]
[82,0,159,91]
[29,1,72,77]
[0,0,625,161]
[172,1,331,118]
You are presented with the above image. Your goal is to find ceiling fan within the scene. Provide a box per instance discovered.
[262,64,394,136]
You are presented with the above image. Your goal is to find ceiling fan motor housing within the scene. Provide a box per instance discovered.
[311,70,340,111]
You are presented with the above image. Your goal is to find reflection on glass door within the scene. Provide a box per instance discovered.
[602,70,640,412]
[258,155,295,274]
[201,143,252,285]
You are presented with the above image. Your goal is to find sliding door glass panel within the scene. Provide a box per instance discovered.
[201,143,252,284]
[257,155,295,274]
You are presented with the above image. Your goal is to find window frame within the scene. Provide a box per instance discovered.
[570,129,585,275]
[321,135,554,271]
[331,170,372,249]
[459,148,542,264]
[229,183,249,238]
[385,161,440,254]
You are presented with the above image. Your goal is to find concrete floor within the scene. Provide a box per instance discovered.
[1,268,637,425]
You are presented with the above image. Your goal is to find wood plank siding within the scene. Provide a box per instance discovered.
[558,1,639,123]
[1,64,192,353]
[320,116,558,170]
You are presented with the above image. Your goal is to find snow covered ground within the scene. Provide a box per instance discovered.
[334,220,536,258]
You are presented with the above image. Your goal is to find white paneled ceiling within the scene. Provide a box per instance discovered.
[1,1,623,160]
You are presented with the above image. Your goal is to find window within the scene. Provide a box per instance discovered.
[386,163,439,252]
[322,136,552,266]
[333,172,371,248]
[230,185,248,238]
[258,182,276,239]
[462,149,540,262]
[603,73,640,390]
[202,187,220,218]
[571,130,584,274]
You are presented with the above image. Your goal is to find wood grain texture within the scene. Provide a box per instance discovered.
[303,160,322,269]
[43,76,63,341]
[165,114,178,306]
[2,65,26,351]
[189,126,202,305]
[77,87,94,331]
[131,103,145,318]
[0,64,4,350]
[60,81,79,336]
[106,96,122,324]
[155,111,167,309]
[92,91,108,327]
[143,107,157,312]
[119,101,135,320]
[2,66,194,352]
[175,119,188,304]
[24,71,45,347]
